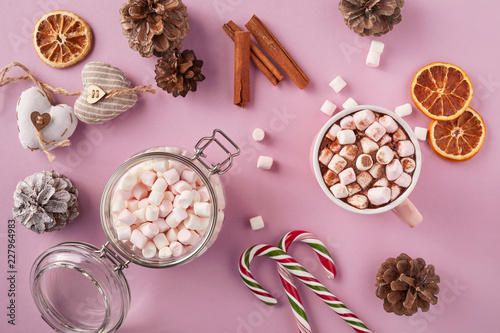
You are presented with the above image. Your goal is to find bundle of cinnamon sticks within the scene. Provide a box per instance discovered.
[223,15,309,108]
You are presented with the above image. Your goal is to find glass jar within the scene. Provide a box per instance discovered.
[30,129,240,332]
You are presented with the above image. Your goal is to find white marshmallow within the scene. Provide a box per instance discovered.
[151,178,168,192]
[169,241,184,257]
[158,246,173,259]
[319,148,334,166]
[379,115,398,133]
[152,233,169,249]
[172,206,188,223]
[327,154,347,174]
[130,229,148,249]
[395,103,412,117]
[339,145,358,161]
[353,109,375,131]
[197,186,210,202]
[153,159,169,172]
[323,170,339,186]
[181,169,199,184]
[153,218,169,233]
[249,216,265,230]
[137,198,148,210]
[148,190,164,206]
[164,146,180,154]
[177,222,187,231]
[360,137,379,154]
[178,229,200,246]
[111,200,126,214]
[330,183,349,199]
[142,241,157,258]
[184,214,209,230]
[170,161,185,175]
[158,199,173,218]
[347,194,369,209]
[127,199,139,212]
[320,100,337,116]
[146,205,160,222]
[357,171,373,189]
[414,127,428,141]
[252,128,265,141]
[366,50,381,67]
[370,40,385,54]
[339,167,356,185]
[347,183,362,196]
[329,76,347,93]
[395,172,412,188]
[373,177,389,187]
[132,184,148,201]
[172,180,192,194]
[166,228,178,242]
[367,187,391,206]
[139,160,154,171]
[386,159,403,181]
[365,122,387,142]
[401,157,416,173]
[178,190,194,209]
[356,154,373,171]
[115,189,133,201]
[141,170,157,187]
[378,134,392,146]
[342,97,358,109]
[393,127,407,142]
[194,202,211,217]
[257,156,274,170]
[116,226,132,240]
[391,184,402,201]
[326,124,342,140]
[163,169,180,185]
[119,173,137,191]
[139,222,159,238]
[369,163,384,179]
[190,190,201,206]
[340,115,356,130]
[397,140,415,157]
[376,146,395,165]
[337,130,356,145]
[133,208,147,223]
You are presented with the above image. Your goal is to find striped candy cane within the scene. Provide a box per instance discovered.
[276,231,337,333]
[239,244,371,333]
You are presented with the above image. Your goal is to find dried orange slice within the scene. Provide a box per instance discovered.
[428,107,486,162]
[33,10,92,68]
[411,62,473,121]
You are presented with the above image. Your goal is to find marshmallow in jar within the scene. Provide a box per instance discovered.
[30,130,240,333]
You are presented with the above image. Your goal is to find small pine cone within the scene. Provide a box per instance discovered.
[375,253,440,316]
[119,0,190,57]
[339,0,405,37]
[12,171,79,234]
[155,49,205,97]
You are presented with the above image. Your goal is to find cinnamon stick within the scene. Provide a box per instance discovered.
[245,15,309,90]
[223,21,284,86]
[234,31,251,108]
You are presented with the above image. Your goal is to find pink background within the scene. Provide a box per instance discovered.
[0,0,499,332]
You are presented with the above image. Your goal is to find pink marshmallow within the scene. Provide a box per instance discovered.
[163,168,180,185]
[166,228,178,242]
[130,229,148,249]
[169,241,184,257]
[139,222,159,238]
[159,199,173,217]
[151,178,168,192]
[184,214,209,230]
[118,209,137,226]
[386,159,403,181]
[340,115,356,130]
[172,180,192,195]
[178,229,201,246]
[132,183,148,200]
[138,198,149,209]
[339,167,356,185]
[172,206,188,223]
[126,200,139,212]
[395,172,412,188]
[367,187,391,206]
[365,122,387,142]
[141,170,157,187]
[165,212,181,228]
[379,115,398,133]
[170,161,185,175]
[152,218,169,233]
[197,186,210,202]
[115,189,133,201]
[353,109,375,131]
[181,169,199,184]
[397,140,415,157]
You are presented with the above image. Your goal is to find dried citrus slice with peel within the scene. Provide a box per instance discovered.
[411,62,473,121]
[33,10,92,68]
[428,107,485,162]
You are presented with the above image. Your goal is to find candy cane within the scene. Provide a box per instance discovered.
[239,244,371,333]
[276,231,337,333]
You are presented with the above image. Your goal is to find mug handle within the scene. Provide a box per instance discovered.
[392,198,423,228]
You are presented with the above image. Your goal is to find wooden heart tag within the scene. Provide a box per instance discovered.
[86,84,106,104]
[30,111,51,131]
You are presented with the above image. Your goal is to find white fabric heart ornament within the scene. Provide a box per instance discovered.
[17,87,77,152]
[74,61,138,124]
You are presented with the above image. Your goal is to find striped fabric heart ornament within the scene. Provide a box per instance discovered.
[74,62,138,124]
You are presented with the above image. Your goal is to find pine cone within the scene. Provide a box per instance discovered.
[339,0,405,37]
[375,253,440,316]
[155,49,205,97]
[119,0,190,58]
[12,171,79,234]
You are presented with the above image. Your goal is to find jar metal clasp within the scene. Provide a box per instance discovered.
[193,129,241,177]
[95,241,131,271]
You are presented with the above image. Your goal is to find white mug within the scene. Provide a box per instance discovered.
[312,105,423,227]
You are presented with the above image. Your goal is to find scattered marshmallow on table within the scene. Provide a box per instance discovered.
[370,40,385,54]
[342,97,358,110]
[366,41,384,68]
[329,76,347,93]
[395,103,412,117]
[252,128,266,142]
[320,100,337,116]
[414,127,428,141]
[257,156,274,170]
[249,216,265,230]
